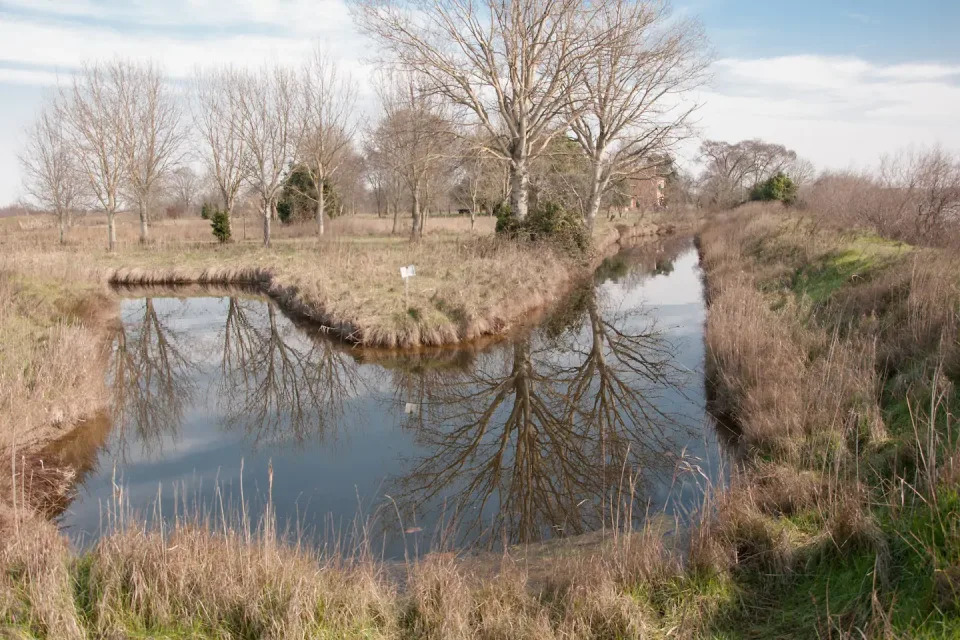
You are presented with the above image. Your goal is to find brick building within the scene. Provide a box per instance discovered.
[626,175,666,211]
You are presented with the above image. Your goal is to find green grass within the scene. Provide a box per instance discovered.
[790,236,909,304]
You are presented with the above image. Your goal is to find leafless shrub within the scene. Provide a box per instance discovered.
[807,147,960,247]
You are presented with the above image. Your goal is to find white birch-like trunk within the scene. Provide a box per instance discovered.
[262,201,272,248]
[138,200,150,244]
[509,152,530,220]
[107,210,117,252]
[316,182,325,237]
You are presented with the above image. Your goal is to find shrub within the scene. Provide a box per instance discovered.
[496,201,590,252]
[276,200,293,224]
[751,172,798,204]
[200,202,213,220]
[210,209,231,244]
[277,164,343,223]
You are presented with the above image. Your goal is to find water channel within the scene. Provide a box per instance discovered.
[52,236,730,558]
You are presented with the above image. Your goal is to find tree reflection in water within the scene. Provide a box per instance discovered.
[390,278,697,547]
[110,298,197,458]
[97,239,709,552]
[217,298,361,447]
[110,295,363,454]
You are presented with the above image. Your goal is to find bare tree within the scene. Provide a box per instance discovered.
[351,0,601,221]
[236,66,302,247]
[296,48,358,236]
[170,165,199,215]
[19,100,83,244]
[61,62,131,251]
[809,147,960,244]
[698,139,803,208]
[453,134,508,228]
[110,298,196,457]
[880,147,960,242]
[365,142,409,232]
[568,0,706,229]
[219,299,361,446]
[193,68,249,218]
[373,72,453,240]
[122,62,185,243]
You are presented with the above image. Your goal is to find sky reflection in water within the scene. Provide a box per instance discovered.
[54,238,729,557]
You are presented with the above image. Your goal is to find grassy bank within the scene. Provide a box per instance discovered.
[10,205,956,638]
[0,211,674,517]
[0,269,115,520]
[1,211,715,639]
[1,213,666,349]
[695,204,960,637]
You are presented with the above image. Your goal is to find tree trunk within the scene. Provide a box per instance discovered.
[509,151,530,220]
[391,201,399,234]
[316,184,325,237]
[107,210,116,252]
[410,189,421,241]
[584,165,605,231]
[58,212,65,245]
[138,200,149,244]
[263,201,272,248]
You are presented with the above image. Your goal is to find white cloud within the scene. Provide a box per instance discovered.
[2,9,959,204]
[0,17,366,80]
[0,0,354,36]
[0,68,62,86]
[695,55,960,171]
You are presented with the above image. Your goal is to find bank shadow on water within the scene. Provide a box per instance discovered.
[52,236,735,558]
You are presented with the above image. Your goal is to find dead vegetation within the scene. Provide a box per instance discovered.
[696,203,960,636]
[0,212,663,349]
[7,202,959,637]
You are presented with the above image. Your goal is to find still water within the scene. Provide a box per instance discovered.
[54,237,728,557]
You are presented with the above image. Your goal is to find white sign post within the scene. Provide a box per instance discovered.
[400,264,416,310]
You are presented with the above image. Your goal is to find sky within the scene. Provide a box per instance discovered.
[1,0,958,205]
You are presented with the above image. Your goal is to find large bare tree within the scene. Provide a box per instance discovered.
[19,100,84,244]
[296,48,358,237]
[193,68,249,219]
[568,0,706,229]
[236,66,302,247]
[122,62,185,243]
[61,62,131,251]
[351,0,601,221]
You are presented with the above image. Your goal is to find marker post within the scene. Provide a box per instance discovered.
[400,264,416,310]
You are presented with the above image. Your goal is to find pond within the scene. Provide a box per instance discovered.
[52,236,731,558]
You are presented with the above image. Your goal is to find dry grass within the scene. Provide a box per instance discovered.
[0,211,662,349]
[0,208,709,638]
[0,479,732,639]
[15,201,960,636]
[0,211,498,250]
[0,268,116,524]
[693,204,960,636]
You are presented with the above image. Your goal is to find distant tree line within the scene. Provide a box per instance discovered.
[18,0,709,249]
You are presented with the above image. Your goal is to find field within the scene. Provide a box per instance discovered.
[5,203,958,638]
[0,211,658,349]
